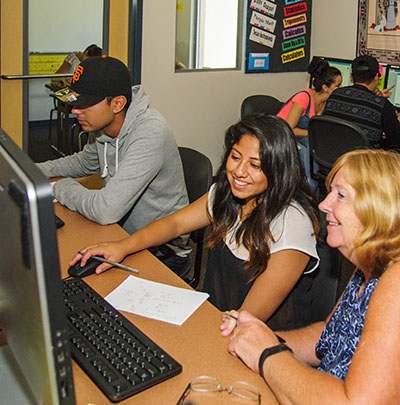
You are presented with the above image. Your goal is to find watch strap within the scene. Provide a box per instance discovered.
[258,344,293,378]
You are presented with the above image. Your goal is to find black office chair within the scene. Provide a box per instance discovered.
[308,115,370,195]
[309,218,342,323]
[178,147,213,289]
[240,95,283,118]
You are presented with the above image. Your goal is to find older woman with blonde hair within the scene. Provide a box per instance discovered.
[222,149,400,404]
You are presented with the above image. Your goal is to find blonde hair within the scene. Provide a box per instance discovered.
[326,149,400,277]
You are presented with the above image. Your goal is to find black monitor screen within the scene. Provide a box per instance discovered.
[310,57,387,90]
[309,57,353,88]
[325,58,353,87]
[0,129,75,404]
[384,64,400,108]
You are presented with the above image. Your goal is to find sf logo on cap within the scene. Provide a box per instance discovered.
[72,66,84,83]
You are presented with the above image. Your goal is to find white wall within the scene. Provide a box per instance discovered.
[28,0,103,121]
[311,0,358,59]
[142,0,359,171]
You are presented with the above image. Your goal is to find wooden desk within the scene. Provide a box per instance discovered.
[55,204,278,405]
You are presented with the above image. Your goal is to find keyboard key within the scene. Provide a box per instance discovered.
[63,278,182,402]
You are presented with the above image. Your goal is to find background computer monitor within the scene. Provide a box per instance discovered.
[309,57,353,88]
[324,57,353,87]
[0,129,75,404]
[384,64,400,109]
[310,56,387,90]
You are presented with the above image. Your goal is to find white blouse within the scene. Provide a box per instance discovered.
[207,183,319,274]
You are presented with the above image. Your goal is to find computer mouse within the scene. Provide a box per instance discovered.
[68,257,99,278]
[54,214,65,229]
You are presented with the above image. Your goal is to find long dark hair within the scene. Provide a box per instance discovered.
[208,114,320,279]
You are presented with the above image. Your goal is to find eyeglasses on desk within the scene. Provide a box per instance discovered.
[177,375,261,404]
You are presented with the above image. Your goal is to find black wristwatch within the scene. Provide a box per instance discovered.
[258,344,293,378]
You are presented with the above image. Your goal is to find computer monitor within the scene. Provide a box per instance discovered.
[384,64,400,109]
[309,57,353,88]
[309,57,387,90]
[324,57,353,87]
[0,129,75,404]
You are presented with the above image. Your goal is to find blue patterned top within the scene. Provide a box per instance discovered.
[316,269,380,380]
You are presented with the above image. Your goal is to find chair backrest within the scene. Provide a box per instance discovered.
[309,220,342,323]
[241,95,283,118]
[308,115,370,171]
[178,147,213,288]
[178,147,213,243]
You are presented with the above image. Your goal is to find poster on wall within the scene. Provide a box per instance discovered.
[358,0,400,63]
[245,0,312,73]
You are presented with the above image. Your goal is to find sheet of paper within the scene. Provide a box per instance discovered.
[105,276,209,326]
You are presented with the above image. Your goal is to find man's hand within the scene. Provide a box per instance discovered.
[375,84,395,98]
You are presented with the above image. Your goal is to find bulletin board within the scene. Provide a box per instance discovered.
[358,0,400,63]
[29,53,68,74]
[245,0,312,73]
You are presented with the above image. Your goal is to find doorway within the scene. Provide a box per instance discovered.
[28,0,107,162]
[0,0,140,159]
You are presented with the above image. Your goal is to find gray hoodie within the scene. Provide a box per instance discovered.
[38,85,190,254]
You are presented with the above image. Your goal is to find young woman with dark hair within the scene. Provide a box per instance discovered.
[277,56,342,137]
[71,114,320,330]
[277,56,342,184]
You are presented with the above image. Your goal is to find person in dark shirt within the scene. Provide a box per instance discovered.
[322,54,400,150]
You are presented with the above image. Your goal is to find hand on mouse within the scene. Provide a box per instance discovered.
[69,240,129,274]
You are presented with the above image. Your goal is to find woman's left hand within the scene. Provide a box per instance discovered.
[220,310,240,337]
[224,311,279,374]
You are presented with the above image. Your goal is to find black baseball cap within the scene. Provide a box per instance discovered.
[53,56,132,106]
[351,55,380,75]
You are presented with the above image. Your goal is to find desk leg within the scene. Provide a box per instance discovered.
[50,108,66,157]
[63,112,71,155]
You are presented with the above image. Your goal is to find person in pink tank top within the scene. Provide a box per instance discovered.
[277,57,342,186]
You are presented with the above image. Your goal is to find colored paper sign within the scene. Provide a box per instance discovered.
[281,47,305,64]
[29,54,67,75]
[285,0,303,5]
[245,0,311,73]
[249,26,276,48]
[250,0,277,17]
[284,2,307,16]
[250,10,277,32]
[282,24,306,40]
[283,13,307,28]
[248,53,270,70]
[282,36,306,52]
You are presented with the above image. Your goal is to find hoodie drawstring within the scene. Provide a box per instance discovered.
[101,140,119,178]
[115,138,119,173]
[101,142,109,178]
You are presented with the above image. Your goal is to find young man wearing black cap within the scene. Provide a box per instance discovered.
[322,54,400,150]
[37,56,191,276]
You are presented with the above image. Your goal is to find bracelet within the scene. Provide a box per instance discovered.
[258,344,293,378]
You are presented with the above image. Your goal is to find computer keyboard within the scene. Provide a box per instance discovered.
[62,278,182,402]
